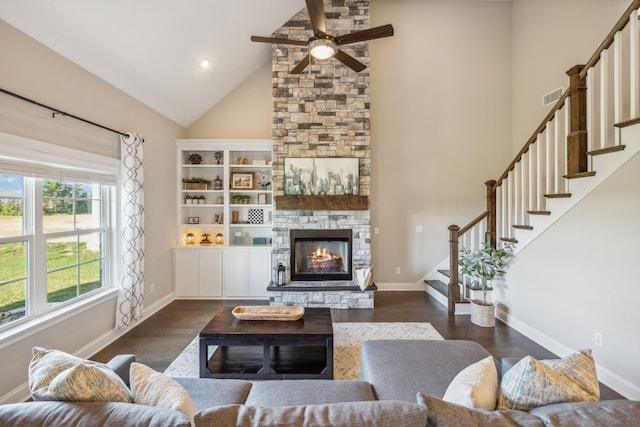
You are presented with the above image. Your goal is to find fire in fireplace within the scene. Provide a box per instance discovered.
[290,229,353,281]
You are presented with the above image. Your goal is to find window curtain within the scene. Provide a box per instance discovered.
[116,132,145,328]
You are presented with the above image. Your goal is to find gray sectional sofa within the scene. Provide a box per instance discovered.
[0,339,638,426]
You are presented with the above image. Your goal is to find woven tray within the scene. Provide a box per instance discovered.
[232,306,305,321]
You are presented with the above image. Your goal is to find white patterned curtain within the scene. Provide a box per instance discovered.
[116,132,145,328]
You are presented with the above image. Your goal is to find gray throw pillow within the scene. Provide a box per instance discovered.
[417,392,545,427]
[194,401,428,427]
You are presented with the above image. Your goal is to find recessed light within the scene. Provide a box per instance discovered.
[200,59,211,69]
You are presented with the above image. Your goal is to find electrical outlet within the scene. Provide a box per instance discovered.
[594,331,603,347]
[374,227,379,234]
[416,225,423,233]
[150,283,156,294]
[395,267,401,275]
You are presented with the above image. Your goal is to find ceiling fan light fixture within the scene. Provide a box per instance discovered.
[309,38,337,60]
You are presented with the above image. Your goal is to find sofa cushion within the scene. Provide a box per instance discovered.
[528,400,640,427]
[194,401,428,427]
[29,347,132,402]
[497,350,598,411]
[442,355,498,410]
[174,378,253,410]
[417,392,545,427]
[130,363,197,419]
[0,401,191,427]
[245,380,375,406]
[361,340,491,402]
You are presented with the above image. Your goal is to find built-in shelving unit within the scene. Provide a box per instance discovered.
[174,139,273,299]
[176,139,273,247]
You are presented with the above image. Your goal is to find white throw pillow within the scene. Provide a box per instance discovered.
[442,355,498,410]
[29,347,132,402]
[130,362,197,419]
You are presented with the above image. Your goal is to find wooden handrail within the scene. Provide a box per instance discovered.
[493,89,570,189]
[458,209,489,236]
[579,0,640,80]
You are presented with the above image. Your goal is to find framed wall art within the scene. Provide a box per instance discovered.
[231,172,254,190]
[284,157,359,196]
[188,216,200,224]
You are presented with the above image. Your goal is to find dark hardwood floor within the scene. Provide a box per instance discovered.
[92,291,623,400]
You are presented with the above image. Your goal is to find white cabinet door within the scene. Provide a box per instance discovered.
[248,248,271,297]
[199,249,223,297]
[174,249,199,297]
[222,248,248,297]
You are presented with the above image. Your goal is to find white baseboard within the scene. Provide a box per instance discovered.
[496,308,640,400]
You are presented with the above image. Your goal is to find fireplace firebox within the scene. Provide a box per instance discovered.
[290,229,353,281]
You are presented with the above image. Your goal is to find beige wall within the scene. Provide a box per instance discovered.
[186,61,273,139]
[511,0,629,148]
[0,20,185,401]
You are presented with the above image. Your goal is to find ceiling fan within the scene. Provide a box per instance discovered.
[251,0,394,74]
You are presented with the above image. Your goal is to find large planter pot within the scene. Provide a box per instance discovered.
[470,300,495,328]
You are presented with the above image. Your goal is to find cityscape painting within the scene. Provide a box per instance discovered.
[284,158,359,196]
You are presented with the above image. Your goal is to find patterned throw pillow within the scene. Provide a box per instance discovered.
[29,347,132,402]
[442,355,498,410]
[417,393,544,427]
[497,350,599,411]
[130,362,197,419]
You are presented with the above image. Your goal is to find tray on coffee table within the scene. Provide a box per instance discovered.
[232,305,305,321]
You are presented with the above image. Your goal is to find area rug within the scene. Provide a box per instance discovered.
[164,322,443,380]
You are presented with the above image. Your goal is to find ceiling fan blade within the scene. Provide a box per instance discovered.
[334,24,394,45]
[251,36,308,46]
[306,0,327,36]
[290,55,311,74]
[334,50,367,72]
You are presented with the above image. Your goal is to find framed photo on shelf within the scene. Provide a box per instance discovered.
[258,193,267,204]
[231,172,254,190]
[188,216,200,224]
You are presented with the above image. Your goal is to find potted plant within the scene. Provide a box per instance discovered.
[458,241,515,327]
[185,195,194,204]
[232,194,250,204]
[182,177,212,190]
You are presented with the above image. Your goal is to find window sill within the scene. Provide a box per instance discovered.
[0,288,119,350]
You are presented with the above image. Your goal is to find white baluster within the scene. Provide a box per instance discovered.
[563,99,570,191]
[600,49,609,149]
[553,111,560,194]
[586,68,596,152]
[613,31,623,144]
[630,10,639,118]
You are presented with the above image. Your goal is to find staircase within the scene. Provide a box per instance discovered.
[424,0,640,314]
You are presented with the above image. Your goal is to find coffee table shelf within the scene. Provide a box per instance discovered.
[199,307,334,379]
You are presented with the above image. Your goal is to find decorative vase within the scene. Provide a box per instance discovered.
[470,300,495,328]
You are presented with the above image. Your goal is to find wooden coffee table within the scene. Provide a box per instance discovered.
[199,306,334,379]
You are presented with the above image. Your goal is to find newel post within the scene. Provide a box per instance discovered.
[448,225,461,315]
[486,180,497,248]
[566,65,588,175]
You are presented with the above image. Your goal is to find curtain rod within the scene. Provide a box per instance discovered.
[0,87,127,137]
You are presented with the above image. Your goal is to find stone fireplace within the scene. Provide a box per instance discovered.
[267,0,374,309]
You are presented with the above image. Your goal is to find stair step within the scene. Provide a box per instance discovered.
[564,171,596,179]
[501,237,518,244]
[424,279,447,297]
[527,210,551,215]
[545,193,572,198]
[588,145,626,156]
[614,116,640,128]
[513,224,533,230]
[438,268,493,290]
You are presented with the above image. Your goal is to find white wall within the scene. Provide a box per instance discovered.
[0,20,185,402]
[497,150,640,399]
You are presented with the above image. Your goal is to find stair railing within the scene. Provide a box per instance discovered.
[447,0,640,314]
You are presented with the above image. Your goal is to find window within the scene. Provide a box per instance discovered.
[0,133,119,329]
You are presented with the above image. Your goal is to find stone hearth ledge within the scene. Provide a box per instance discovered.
[267,281,377,292]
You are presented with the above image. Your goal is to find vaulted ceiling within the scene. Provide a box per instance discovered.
[0,1,305,127]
